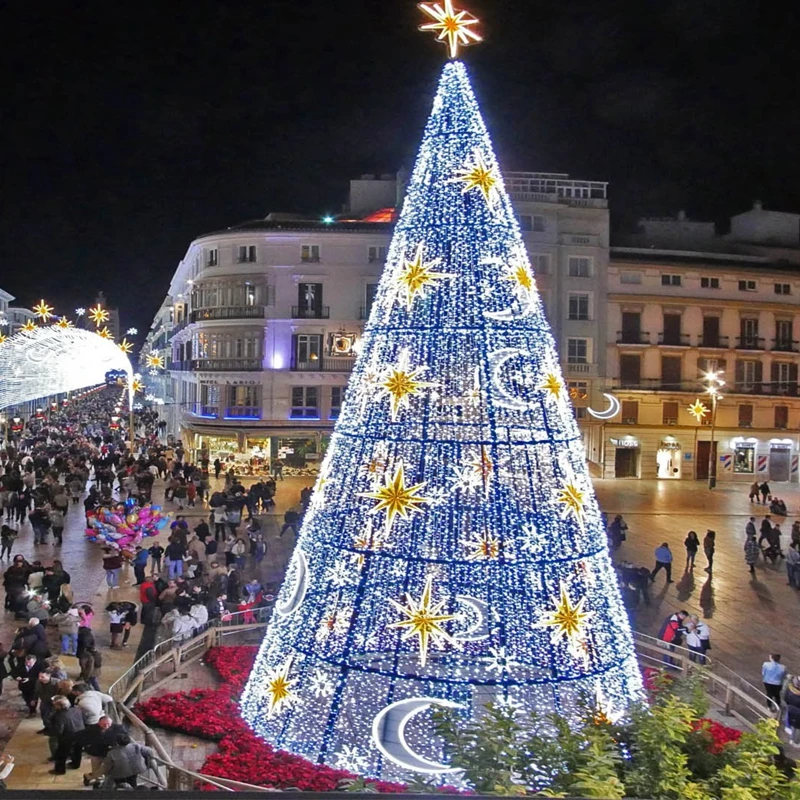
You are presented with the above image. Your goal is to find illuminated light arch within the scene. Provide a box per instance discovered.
[0,327,133,411]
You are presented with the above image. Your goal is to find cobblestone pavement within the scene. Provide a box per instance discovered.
[596,478,800,687]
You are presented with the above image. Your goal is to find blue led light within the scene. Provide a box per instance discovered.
[241,61,644,783]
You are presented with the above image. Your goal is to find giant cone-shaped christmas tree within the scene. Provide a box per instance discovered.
[242,50,644,783]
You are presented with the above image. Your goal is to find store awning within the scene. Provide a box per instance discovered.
[181,422,334,438]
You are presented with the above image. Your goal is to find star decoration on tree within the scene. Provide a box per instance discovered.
[688,399,709,421]
[377,350,434,420]
[262,657,298,717]
[504,256,535,295]
[21,320,37,332]
[88,304,109,325]
[592,682,624,726]
[461,530,502,561]
[56,317,73,329]
[388,575,459,666]
[118,338,134,354]
[556,476,588,530]
[467,445,494,495]
[353,520,389,568]
[535,582,595,660]
[539,372,564,401]
[451,149,501,209]
[0,333,6,345]
[359,463,431,534]
[418,0,483,59]
[97,326,114,340]
[32,300,54,322]
[145,353,165,370]
[393,242,454,312]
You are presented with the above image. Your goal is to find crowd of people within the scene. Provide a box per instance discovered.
[0,387,291,787]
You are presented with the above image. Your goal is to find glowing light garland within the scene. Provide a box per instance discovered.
[241,61,643,783]
[0,326,134,411]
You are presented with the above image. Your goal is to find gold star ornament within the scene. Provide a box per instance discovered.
[32,300,54,322]
[539,372,564,401]
[97,326,114,340]
[556,478,587,530]
[118,338,134,355]
[378,350,434,420]
[535,582,595,659]
[56,317,73,329]
[0,333,6,345]
[688,399,709,421]
[21,320,37,332]
[451,149,501,209]
[419,0,483,59]
[462,530,502,561]
[388,576,459,666]
[263,657,298,717]
[393,242,454,311]
[145,353,165,370]
[88,304,110,325]
[360,462,431,534]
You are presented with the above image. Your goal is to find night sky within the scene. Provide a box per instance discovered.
[3,0,800,334]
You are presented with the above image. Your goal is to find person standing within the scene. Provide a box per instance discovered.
[684,531,699,569]
[147,543,164,576]
[13,653,42,715]
[102,548,123,589]
[787,542,800,588]
[759,515,773,547]
[271,458,284,481]
[49,695,85,775]
[690,614,711,662]
[760,480,771,504]
[744,530,760,576]
[762,653,787,709]
[703,530,716,574]
[213,458,222,480]
[164,540,186,580]
[132,547,148,586]
[100,733,156,789]
[783,677,800,745]
[748,480,760,502]
[50,507,65,546]
[279,508,300,538]
[651,542,674,584]
[81,715,126,787]
[0,525,18,560]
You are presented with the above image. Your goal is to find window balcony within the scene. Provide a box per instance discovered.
[772,338,800,353]
[225,406,261,420]
[736,336,765,351]
[565,363,596,375]
[190,306,265,323]
[658,332,691,346]
[168,360,190,372]
[172,319,189,335]
[199,406,219,418]
[291,356,356,373]
[616,331,650,345]
[191,358,262,372]
[292,306,330,319]
[699,335,730,348]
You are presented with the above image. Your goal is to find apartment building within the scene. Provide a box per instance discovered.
[0,288,13,335]
[150,171,608,470]
[602,207,800,483]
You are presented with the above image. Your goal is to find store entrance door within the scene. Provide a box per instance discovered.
[615,448,638,478]
[657,445,682,479]
[696,441,717,481]
[770,448,791,482]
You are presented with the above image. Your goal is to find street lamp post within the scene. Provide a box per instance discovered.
[703,371,725,490]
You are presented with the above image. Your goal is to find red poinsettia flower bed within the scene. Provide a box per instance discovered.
[692,719,743,754]
[135,646,407,792]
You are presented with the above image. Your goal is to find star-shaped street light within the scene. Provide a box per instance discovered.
[118,338,134,355]
[56,317,73,329]
[388,575,460,666]
[96,326,114,340]
[32,300,54,322]
[145,353,165,370]
[21,320,37,332]
[88,305,109,326]
[419,0,483,59]
[688,399,709,422]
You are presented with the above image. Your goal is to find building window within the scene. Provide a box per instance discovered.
[661,274,681,287]
[533,215,546,232]
[776,319,794,350]
[517,214,532,231]
[207,248,218,267]
[363,283,379,319]
[297,283,324,318]
[294,334,322,368]
[621,400,639,425]
[368,246,388,263]
[567,381,588,401]
[775,283,791,295]
[574,407,587,419]
[568,257,591,278]
[567,338,588,364]
[734,443,755,473]
[237,245,257,263]
[738,279,757,292]
[619,354,641,387]
[738,404,754,427]
[531,254,550,274]
[662,401,679,425]
[701,277,720,289]
[330,387,346,420]
[301,244,321,263]
[568,293,590,321]
[772,362,798,394]
[736,359,761,392]
[620,271,642,285]
[290,386,319,419]
[775,405,789,430]
[661,356,682,388]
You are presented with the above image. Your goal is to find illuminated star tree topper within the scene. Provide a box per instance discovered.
[419,0,483,59]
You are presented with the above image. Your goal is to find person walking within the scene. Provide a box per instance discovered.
[760,480,771,504]
[132,547,148,585]
[787,542,800,588]
[0,525,18,560]
[684,531,699,569]
[271,458,284,481]
[102,548,123,589]
[783,676,800,746]
[748,480,760,502]
[81,715,126,787]
[49,695,85,774]
[99,733,157,789]
[762,653,787,709]
[744,530,760,576]
[651,542,674,584]
[703,530,716,574]
[759,515,773,547]
[279,508,300,538]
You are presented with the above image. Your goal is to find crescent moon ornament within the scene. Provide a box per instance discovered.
[587,393,621,420]
[372,697,465,774]
[487,348,536,411]
[275,548,309,618]
[453,595,490,641]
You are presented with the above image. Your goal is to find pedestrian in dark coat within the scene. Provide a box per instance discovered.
[49,695,86,774]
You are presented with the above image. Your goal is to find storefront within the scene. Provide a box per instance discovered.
[611,436,640,478]
[656,437,682,479]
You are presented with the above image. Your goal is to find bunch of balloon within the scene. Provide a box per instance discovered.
[85,503,170,554]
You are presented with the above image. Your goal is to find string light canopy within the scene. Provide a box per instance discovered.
[0,326,133,411]
[242,8,643,785]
